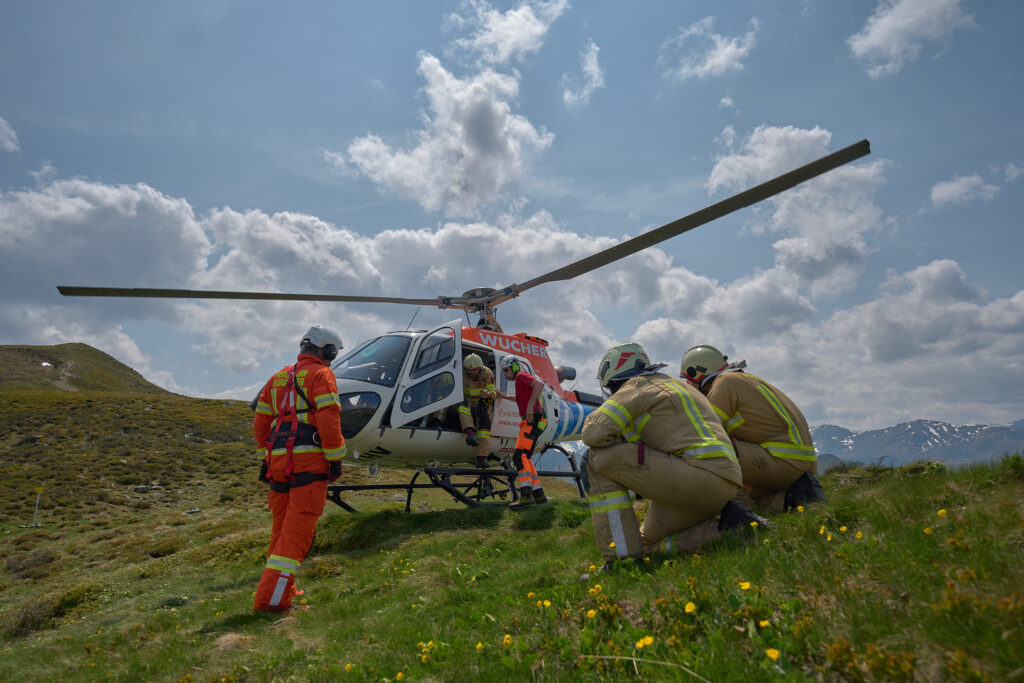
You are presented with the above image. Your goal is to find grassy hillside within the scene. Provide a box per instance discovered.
[1,385,1023,681]
[0,343,171,394]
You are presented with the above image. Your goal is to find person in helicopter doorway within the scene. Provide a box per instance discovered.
[581,342,765,569]
[496,355,548,510]
[680,344,825,514]
[252,324,346,611]
[459,353,498,468]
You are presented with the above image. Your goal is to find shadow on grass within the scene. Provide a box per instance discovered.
[315,505,508,556]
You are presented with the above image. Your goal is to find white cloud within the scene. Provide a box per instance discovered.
[450,0,569,65]
[708,124,833,194]
[333,53,554,217]
[848,0,973,78]
[0,116,20,153]
[561,39,605,107]
[930,173,999,207]
[1003,163,1022,183]
[658,17,760,83]
[719,96,735,109]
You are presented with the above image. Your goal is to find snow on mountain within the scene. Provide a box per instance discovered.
[811,419,1024,467]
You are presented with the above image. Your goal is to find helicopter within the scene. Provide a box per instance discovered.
[58,139,870,511]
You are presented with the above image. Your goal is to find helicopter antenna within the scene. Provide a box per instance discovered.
[405,306,421,331]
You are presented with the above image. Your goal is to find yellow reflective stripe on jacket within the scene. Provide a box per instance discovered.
[255,400,273,416]
[748,373,815,461]
[267,445,329,456]
[314,392,340,410]
[762,441,816,461]
[323,444,347,461]
[665,380,737,461]
[596,400,636,441]
[712,404,744,433]
[634,412,651,438]
[588,490,633,513]
[458,404,472,416]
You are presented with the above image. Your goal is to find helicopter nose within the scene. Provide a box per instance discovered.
[339,390,382,439]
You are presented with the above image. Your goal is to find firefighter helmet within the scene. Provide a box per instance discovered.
[499,355,524,375]
[597,341,650,391]
[680,345,728,386]
[464,353,484,370]
[301,324,343,362]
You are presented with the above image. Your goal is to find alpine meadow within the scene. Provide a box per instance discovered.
[1,344,1022,681]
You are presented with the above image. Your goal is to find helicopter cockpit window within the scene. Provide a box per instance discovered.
[400,371,455,413]
[332,335,411,388]
[408,329,455,380]
[338,391,381,439]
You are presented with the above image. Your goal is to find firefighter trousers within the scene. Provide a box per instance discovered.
[732,439,816,513]
[253,479,327,611]
[512,415,544,492]
[458,400,493,461]
[585,442,738,562]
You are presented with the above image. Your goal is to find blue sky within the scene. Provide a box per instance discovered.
[1,0,1021,430]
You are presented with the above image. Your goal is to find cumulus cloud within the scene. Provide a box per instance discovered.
[332,53,553,217]
[1002,163,1022,183]
[449,0,569,65]
[719,96,735,109]
[658,17,760,83]
[848,0,973,78]
[561,39,605,107]
[0,116,20,153]
[930,173,999,207]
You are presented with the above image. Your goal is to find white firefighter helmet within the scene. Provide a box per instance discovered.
[597,341,650,392]
[301,324,343,361]
[464,353,484,370]
[680,345,728,387]
[499,355,524,375]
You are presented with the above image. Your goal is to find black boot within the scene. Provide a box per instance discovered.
[784,473,826,511]
[718,501,769,533]
[532,488,548,504]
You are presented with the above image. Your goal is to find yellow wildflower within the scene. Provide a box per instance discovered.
[502,634,512,648]
[827,533,832,541]
[476,642,483,651]
[588,564,596,572]
[586,609,596,618]
[924,527,934,535]
[856,531,863,539]
[527,592,535,599]
[750,520,758,528]
[609,541,616,549]
[685,602,696,613]
[766,648,780,661]
[739,581,751,590]
[819,525,825,535]
[543,600,551,607]
[421,654,429,663]
[839,526,847,532]
[759,619,770,628]
[536,600,543,607]
[396,673,404,681]
[938,509,947,516]
[344,664,353,673]
[796,505,804,512]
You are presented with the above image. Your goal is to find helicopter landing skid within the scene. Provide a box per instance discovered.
[325,444,585,513]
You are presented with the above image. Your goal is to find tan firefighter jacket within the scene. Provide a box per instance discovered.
[582,373,742,486]
[705,371,816,463]
[458,366,496,420]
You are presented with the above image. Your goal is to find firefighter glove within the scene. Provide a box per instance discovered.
[328,460,343,482]
[258,460,270,484]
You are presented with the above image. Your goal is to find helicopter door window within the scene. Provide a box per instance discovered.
[408,329,455,380]
[400,371,456,413]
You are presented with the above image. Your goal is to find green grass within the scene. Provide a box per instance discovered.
[2,382,1023,681]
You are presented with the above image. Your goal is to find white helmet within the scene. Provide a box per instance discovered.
[301,324,343,361]
[680,345,728,387]
[597,341,650,394]
[499,355,525,375]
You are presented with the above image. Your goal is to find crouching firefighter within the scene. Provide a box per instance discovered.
[252,324,346,611]
[459,353,497,467]
[496,355,548,510]
[581,342,764,568]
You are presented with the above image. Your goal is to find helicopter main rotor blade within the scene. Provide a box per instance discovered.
[508,139,871,301]
[56,286,439,307]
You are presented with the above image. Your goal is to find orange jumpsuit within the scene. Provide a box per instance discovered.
[252,353,346,611]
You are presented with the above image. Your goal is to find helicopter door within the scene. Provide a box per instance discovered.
[391,320,464,427]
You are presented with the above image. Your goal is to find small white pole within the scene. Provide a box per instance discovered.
[31,487,43,527]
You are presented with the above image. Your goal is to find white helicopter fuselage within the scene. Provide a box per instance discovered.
[332,320,599,469]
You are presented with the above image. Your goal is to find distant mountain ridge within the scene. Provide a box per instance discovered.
[0,343,170,394]
[811,419,1024,467]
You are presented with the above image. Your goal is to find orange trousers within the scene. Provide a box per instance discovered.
[253,480,327,611]
[513,416,544,491]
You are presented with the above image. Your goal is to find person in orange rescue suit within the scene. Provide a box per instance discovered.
[252,324,346,611]
[495,355,548,510]
[459,353,497,468]
[581,342,765,567]
[680,344,825,514]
